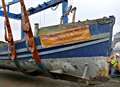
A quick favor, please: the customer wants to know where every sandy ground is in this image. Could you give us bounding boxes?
[0,70,120,87]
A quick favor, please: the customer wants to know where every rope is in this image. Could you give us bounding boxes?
[51,5,59,11]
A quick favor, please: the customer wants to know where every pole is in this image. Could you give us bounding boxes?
[62,0,68,24]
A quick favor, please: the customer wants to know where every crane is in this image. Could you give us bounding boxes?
[1,0,57,76]
[0,0,69,39]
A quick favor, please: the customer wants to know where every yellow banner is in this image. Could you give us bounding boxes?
[40,25,91,48]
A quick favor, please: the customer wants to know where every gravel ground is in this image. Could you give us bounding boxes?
[0,70,120,87]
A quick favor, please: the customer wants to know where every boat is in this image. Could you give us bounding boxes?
[0,0,117,80]
[0,16,115,78]
[0,16,115,59]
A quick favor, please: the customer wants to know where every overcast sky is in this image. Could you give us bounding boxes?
[0,0,120,41]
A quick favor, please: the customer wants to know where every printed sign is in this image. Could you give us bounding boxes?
[40,25,91,48]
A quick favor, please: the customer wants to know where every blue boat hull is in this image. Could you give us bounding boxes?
[0,16,115,60]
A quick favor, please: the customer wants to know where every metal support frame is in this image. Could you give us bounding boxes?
[62,0,68,24]
[0,10,20,19]
[0,0,20,19]
[20,0,68,39]
[0,0,19,9]
[0,0,68,39]
[0,0,68,20]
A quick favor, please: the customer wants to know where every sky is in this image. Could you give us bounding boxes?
[0,0,120,41]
